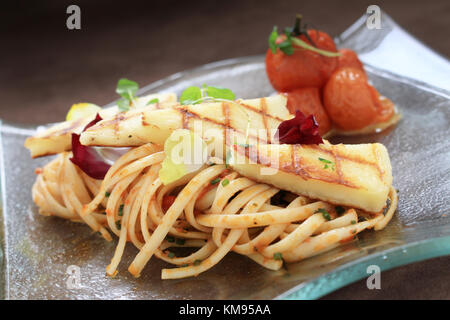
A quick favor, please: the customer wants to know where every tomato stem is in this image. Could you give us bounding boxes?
[293,14,302,36]
[291,13,316,47]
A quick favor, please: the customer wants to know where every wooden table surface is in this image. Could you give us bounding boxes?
[1,0,449,299]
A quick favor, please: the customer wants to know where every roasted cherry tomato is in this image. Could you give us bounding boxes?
[283,87,331,135]
[337,49,365,73]
[266,30,338,91]
[323,67,395,130]
[368,85,395,123]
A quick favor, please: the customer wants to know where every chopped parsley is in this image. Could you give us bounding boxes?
[221,178,230,187]
[118,204,124,216]
[166,236,175,243]
[351,220,357,225]
[115,220,121,230]
[105,191,110,197]
[210,178,220,185]
[318,157,335,171]
[316,208,331,221]
[168,251,175,258]
[273,252,283,260]
[193,259,202,266]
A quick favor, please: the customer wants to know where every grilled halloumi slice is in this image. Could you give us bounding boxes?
[228,142,393,213]
[79,95,290,150]
[24,92,177,158]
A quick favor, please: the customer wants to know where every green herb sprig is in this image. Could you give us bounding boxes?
[116,78,139,112]
[179,84,235,105]
[268,15,340,57]
[146,98,159,105]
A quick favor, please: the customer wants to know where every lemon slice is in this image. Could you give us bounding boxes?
[66,103,101,121]
[159,129,208,185]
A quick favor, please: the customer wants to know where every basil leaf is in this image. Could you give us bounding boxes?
[180,86,202,105]
[117,98,130,112]
[146,98,159,105]
[278,40,294,55]
[284,27,292,38]
[268,26,278,54]
[206,86,235,101]
[116,78,139,101]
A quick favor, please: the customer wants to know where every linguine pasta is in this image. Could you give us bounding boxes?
[32,142,397,279]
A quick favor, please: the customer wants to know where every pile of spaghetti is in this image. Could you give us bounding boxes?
[32,142,397,279]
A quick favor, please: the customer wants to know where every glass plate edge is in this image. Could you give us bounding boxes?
[0,119,8,300]
[276,235,450,300]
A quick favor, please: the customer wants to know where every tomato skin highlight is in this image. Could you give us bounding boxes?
[337,49,365,73]
[283,87,331,136]
[369,85,395,123]
[323,67,379,130]
[265,30,338,91]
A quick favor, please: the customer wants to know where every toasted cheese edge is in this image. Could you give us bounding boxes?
[24,93,177,158]
[230,143,392,213]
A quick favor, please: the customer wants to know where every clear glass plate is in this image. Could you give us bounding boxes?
[1,11,449,300]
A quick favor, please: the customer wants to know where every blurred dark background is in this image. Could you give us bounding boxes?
[1,0,449,299]
[1,0,449,125]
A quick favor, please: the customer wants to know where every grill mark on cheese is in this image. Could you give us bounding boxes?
[222,102,231,128]
[115,113,125,136]
[39,118,86,138]
[304,144,384,179]
[331,145,345,185]
[260,98,270,143]
[142,111,150,126]
[222,102,230,146]
[237,101,285,123]
[177,106,269,144]
[290,145,310,180]
[233,143,358,188]
[84,100,283,145]
[94,112,132,130]
[371,144,385,182]
[179,108,197,130]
